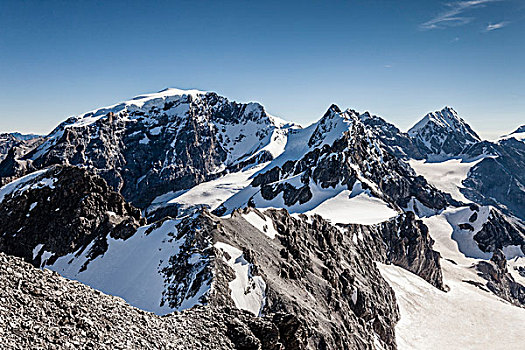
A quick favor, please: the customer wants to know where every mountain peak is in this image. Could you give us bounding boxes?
[407,107,481,158]
[512,125,525,134]
[323,104,342,116]
[408,106,475,137]
[499,124,525,143]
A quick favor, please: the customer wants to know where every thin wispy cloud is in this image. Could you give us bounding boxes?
[485,21,509,31]
[421,0,502,30]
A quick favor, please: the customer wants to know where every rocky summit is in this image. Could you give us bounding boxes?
[1,88,525,349]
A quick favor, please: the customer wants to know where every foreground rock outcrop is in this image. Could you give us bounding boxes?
[476,249,525,308]
[0,165,144,268]
[0,252,309,350]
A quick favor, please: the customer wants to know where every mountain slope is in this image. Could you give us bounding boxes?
[1,87,524,349]
[408,106,481,159]
[217,105,456,222]
[0,251,313,350]
[0,166,405,348]
[0,88,295,208]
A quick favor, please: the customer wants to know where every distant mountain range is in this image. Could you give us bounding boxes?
[0,88,523,349]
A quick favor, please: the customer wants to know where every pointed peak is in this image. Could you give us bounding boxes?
[512,125,525,134]
[441,106,457,114]
[409,106,479,140]
[324,104,341,115]
[499,125,525,143]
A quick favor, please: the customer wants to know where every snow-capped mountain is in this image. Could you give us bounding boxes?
[0,132,43,163]
[500,125,525,143]
[394,108,525,224]
[0,161,443,348]
[408,106,481,159]
[0,88,295,208]
[216,105,454,223]
[1,88,524,349]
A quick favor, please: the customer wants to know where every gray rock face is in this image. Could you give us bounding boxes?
[376,212,444,290]
[221,208,401,349]
[473,208,525,255]
[407,106,480,158]
[462,138,525,221]
[476,249,525,307]
[0,251,308,350]
[0,90,293,208]
[0,165,145,268]
[248,105,455,214]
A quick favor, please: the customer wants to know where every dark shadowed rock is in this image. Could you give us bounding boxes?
[0,165,145,267]
[473,209,525,255]
[476,249,525,308]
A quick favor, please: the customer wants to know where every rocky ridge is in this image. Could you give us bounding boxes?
[0,165,144,268]
[476,249,525,307]
[224,105,456,217]
[407,106,480,158]
[0,251,312,350]
[0,89,294,208]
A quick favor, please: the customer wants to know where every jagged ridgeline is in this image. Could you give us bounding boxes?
[0,88,524,349]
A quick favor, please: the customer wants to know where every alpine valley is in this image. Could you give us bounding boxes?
[1,88,524,349]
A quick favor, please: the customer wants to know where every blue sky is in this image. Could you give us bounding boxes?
[1,0,523,139]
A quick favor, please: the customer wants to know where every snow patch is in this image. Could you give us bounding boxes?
[242,211,278,239]
[305,188,398,225]
[214,242,266,316]
[48,219,193,315]
[32,244,43,260]
[0,169,56,204]
[408,158,484,203]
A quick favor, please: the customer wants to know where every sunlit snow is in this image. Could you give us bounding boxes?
[214,242,266,316]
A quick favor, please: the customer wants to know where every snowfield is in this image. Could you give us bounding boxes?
[379,207,525,349]
[304,189,398,225]
[379,262,525,350]
[47,219,206,315]
[214,242,266,316]
[408,158,483,203]
[222,181,398,226]
[148,164,267,216]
